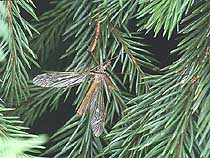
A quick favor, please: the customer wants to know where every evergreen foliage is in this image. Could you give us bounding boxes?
[0,0,38,105]
[0,103,46,158]
[0,0,209,157]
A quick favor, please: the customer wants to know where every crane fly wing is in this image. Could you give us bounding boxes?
[33,72,87,87]
[90,83,105,137]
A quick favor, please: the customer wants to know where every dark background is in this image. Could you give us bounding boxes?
[27,0,179,136]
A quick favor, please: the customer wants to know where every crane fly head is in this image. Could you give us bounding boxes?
[93,60,110,74]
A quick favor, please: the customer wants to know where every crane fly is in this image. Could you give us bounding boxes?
[32,62,111,137]
[88,21,100,53]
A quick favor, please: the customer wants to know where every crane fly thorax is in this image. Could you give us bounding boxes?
[94,72,107,82]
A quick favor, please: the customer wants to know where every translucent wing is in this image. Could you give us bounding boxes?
[90,82,105,137]
[33,72,87,87]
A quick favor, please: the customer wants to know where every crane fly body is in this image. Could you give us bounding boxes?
[32,62,111,137]
[76,63,109,137]
[77,72,107,137]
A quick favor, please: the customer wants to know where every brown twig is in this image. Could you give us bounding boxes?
[110,24,137,64]
[110,23,150,91]
[7,0,15,65]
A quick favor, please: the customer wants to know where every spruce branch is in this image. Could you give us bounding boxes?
[136,0,196,38]
[109,24,158,94]
[94,0,138,24]
[14,83,67,125]
[31,0,74,65]
[0,103,47,158]
[0,0,38,105]
[100,1,210,157]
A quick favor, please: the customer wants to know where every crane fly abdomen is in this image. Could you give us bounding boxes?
[76,80,98,115]
[89,81,105,137]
